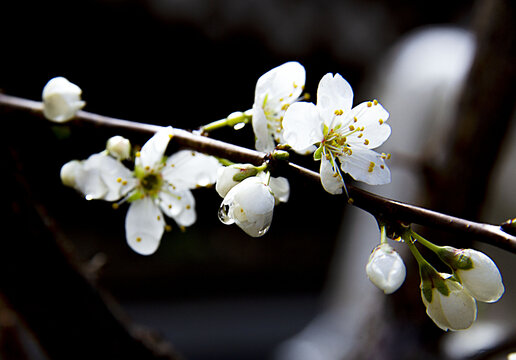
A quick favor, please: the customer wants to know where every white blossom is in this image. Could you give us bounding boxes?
[42,77,85,122]
[421,271,477,331]
[283,73,391,194]
[61,127,221,255]
[252,62,306,152]
[366,243,406,294]
[439,247,504,303]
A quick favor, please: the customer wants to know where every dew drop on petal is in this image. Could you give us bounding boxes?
[256,224,271,237]
[218,204,234,225]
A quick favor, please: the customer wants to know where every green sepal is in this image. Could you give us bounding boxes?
[313,145,323,161]
[419,264,435,303]
[437,246,473,271]
[232,167,258,182]
[434,276,450,297]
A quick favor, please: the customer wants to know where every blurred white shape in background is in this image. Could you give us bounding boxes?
[275,26,490,360]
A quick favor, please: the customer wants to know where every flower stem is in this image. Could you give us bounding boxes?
[380,225,388,245]
[403,233,428,267]
[2,93,516,254]
[411,230,442,254]
[200,111,252,133]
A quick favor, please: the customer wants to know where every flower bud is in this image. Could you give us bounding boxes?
[60,160,82,187]
[106,135,131,160]
[420,271,477,331]
[439,247,504,303]
[42,77,85,122]
[218,176,275,237]
[366,243,406,294]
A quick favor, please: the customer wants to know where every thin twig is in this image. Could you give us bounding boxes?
[1,93,516,254]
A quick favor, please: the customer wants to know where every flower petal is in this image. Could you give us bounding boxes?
[159,189,197,227]
[254,61,305,106]
[456,249,504,303]
[251,103,276,152]
[137,126,174,170]
[282,102,323,151]
[73,153,135,201]
[339,147,391,185]
[316,73,353,125]
[162,150,221,190]
[320,157,344,195]
[346,101,391,149]
[439,280,477,331]
[125,197,165,255]
[268,176,290,204]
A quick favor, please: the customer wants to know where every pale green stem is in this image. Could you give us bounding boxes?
[410,230,443,254]
[201,112,252,133]
[403,233,429,268]
[380,225,388,245]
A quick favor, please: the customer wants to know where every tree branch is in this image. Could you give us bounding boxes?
[1,93,515,254]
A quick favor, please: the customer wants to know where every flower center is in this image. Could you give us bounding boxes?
[139,173,163,196]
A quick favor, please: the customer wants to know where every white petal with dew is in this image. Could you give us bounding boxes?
[220,177,275,237]
[316,73,353,126]
[282,102,323,152]
[137,126,174,170]
[162,150,221,190]
[125,197,165,255]
[339,147,391,185]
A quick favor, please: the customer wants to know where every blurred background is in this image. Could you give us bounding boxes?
[1,0,515,359]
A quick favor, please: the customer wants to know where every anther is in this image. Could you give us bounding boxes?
[379,119,384,125]
[373,99,378,105]
[364,139,370,145]
[136,237,142,242]
[349,125,355,131]
[367,102,373,107]
[117,177,122,183]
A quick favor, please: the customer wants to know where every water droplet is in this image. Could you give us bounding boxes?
[256,224,271,237]
[218,204,234,225]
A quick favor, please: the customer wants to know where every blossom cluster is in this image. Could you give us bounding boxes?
[365,225,505,331]
[43,63,505,333]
